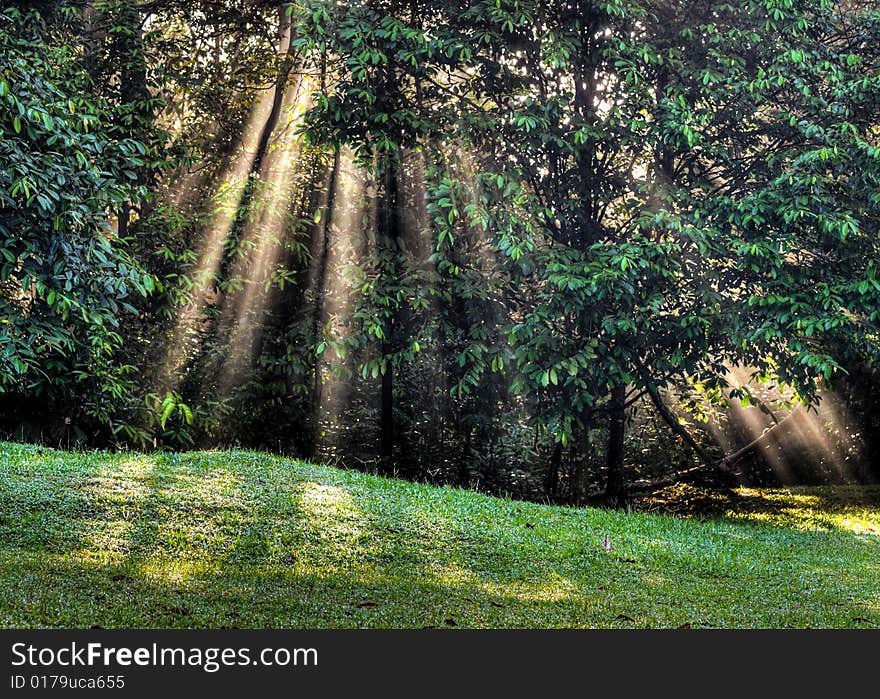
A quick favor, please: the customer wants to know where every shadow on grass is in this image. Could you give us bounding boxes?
[1,541,877,629]
[0,445,105,553]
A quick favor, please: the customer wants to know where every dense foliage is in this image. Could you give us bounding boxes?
[0,4,162,437]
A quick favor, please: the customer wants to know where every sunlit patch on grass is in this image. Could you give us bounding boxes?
[725,487,880,536]
[476,576,580,604]
[635,483,880,537]
[293,482,366,539]
[76,520,138,558]
[133,558,218,587]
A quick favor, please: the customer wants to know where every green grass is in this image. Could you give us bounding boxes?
[1,441,878,628]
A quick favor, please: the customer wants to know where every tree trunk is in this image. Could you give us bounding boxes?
[863,371,880,480]
[117,2,149,236]
[251,7,295,177]
[378,166,401,473]
[457,423,473,486]
[605,383,627,498]
[569,455,580,505]
[639,370,719,471]
[380,350,394,469]
[309,150,341,457]
[571,409,593,504]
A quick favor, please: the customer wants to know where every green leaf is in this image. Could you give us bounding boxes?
[160,401,176,429]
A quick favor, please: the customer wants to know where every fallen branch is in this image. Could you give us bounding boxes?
[634,362,724,472]
[616,364,812,495]
[623,463,718,496]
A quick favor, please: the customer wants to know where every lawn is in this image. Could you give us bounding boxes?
[0,440,878,628]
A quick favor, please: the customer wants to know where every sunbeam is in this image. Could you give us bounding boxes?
[156,89,280,391]
[214,74,315,393]
[156,15,298,392]
[310,150,370,458]
[714,365,863,484]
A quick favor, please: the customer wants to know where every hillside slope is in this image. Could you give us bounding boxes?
[0,441,878,628]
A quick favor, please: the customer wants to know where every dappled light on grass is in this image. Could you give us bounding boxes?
[288,483,585,607]
[724,487,880,537]
[1,442,878,628]
[290,480,368,572]
[132,559,218,587]
[76,455,253,585]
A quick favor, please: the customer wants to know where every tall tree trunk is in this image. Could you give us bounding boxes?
[378,166,401,472]
[571,409,593,504]
[571,9,604,246]
[250,7,295,178]
[605,383,627,498]
[863,370,880,480]
[634,361,719,471]
[214,7,295,290]
[457,423,473,486]
[380,348,394,468]
[309,150,341,457]
[116,2,149,236]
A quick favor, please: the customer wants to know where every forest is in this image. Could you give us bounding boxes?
[2,0,880,633]
[3,0,879,502]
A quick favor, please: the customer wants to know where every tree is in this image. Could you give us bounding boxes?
[0,3,157,437]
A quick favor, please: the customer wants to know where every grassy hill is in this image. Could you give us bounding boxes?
[0,441,878,628]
